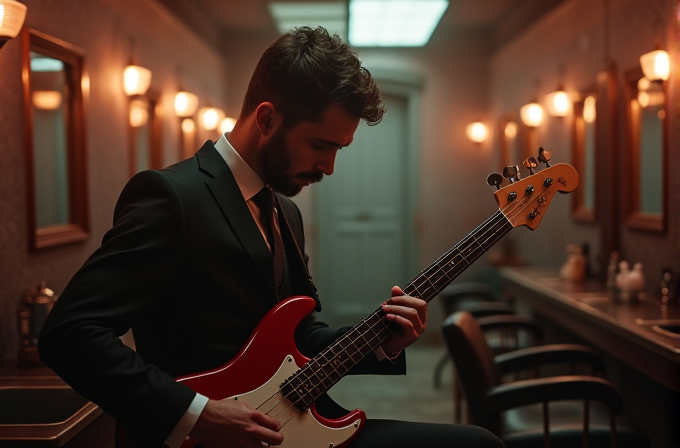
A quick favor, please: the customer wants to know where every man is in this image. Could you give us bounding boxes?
[39,27,503,448]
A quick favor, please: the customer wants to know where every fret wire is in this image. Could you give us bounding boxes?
[284,210,515,410]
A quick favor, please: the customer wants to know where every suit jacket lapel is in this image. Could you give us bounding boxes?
[196,142,277,298]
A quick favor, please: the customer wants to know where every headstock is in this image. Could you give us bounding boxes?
[488,148,578,230]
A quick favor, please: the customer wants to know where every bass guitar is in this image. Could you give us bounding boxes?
[122,155,577,448]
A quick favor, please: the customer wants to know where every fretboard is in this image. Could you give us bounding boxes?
[280,209,513,411]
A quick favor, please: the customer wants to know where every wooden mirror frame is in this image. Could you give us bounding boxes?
[571,87,597,223]
[623,67,668,232]
[22,28,89,250]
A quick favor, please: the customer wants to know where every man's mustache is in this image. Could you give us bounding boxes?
[297,171,324,183]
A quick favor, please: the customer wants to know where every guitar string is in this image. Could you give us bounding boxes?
[258,179,550,423]
[269,210,517,416]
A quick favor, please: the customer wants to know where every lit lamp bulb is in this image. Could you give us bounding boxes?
[545,90,569,117]
[0,0,28,48]
[639,49,670,82]
[129,98,149,127]
[219,117,236,134]
[583,95,596,124]
[123,65,152,96]
[520,102,543,127]
[199,107,225,131]
[174,91,199,117]
[181,118,195,133]
[504,121,518,139]
[466,122,487,143]
[32,91,62,110]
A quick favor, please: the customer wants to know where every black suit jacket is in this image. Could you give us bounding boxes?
[39,141,405,446]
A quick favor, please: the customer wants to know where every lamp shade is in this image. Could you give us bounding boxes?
[123,64,152,96]
[174,91,199,117]
[583,95,596,124]
[465,122,487,143]
[520,102,543,127]
[219,117,236,134]
[639,49,670,81]
[199,107,225,131]
[0,0,27,46]
[32,91,62,110]
[545,90,569,117]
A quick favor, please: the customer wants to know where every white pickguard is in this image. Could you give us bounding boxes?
[228,355,361,448]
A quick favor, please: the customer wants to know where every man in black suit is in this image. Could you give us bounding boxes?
[39,26,504,448]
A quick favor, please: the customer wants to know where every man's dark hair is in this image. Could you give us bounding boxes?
[240,26,385,128]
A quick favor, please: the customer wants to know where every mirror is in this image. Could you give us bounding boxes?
[23,29,89,250]
[128,90,162,176]
[623,67,667,232]
[571,88,597,222]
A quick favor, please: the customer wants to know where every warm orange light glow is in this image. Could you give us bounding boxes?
[199,107,225,131]
[181,118,195,133]
[123,65,152,96]
[219,117,236,134]
[520,102,543,127]
[32,90,62,110]
[129,98,149,127]
[465,122,487,143]
[0,0,27,43]
[174,91,199,117]
[583,96,596,124]
[504,121,518,139]
[640,49,670,82]
[545,90,569,117]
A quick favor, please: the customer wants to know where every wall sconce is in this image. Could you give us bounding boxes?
[181,118,196,133]
[199,107,225,131]
[583,95,596,124]
[174,91,199,117]
[32,90,62,110]
[129,98,149,127]
[504,121,518,139]
[520,102,543,127]
[465,121,487,143]
[545,89,569,117]
[639,49,670,82]
[219,117,236,134]
[123,64,152,96]
[0,0,27,49]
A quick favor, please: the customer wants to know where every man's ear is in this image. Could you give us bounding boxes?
[255,102,280,136]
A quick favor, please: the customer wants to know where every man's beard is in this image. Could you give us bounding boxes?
[258,127,324,197]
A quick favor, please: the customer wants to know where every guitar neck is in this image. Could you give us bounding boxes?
[281,210,513,410]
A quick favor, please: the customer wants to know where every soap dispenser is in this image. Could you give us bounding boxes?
[17,281,57,366]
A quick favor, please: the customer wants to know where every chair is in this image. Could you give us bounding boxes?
[433,282,533,390]
[442,311,649,448]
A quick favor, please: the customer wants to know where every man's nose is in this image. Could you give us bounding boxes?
[316,150,337,176]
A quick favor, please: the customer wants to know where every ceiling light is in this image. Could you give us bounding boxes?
[268,2,347,40]
[349,0,448,47]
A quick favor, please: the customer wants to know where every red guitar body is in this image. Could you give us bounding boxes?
[175,295,366,448]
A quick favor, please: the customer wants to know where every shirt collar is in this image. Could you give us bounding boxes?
[213,132,264,201]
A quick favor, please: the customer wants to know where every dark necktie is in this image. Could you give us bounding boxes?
[252,186,285,287]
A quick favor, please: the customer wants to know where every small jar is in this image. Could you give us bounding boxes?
[18,281,57,365]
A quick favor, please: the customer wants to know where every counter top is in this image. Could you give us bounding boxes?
[0,362,102,447]
[500,267,680,390]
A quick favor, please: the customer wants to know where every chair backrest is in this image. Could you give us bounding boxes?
[442,311,503,427]
[439,282,496,315]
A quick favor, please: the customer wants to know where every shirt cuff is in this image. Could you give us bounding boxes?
[165,393,209,448]
[374,346,402,363]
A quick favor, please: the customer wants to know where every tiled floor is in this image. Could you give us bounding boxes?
[326,340,456,424]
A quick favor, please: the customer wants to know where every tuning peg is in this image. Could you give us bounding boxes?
[503,165,521,183]
[523,157,538,175]
[538,147,552,167]
[486,172,503,190]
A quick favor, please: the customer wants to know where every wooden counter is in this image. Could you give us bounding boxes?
[500,267,680,448]
[500,267,680,391]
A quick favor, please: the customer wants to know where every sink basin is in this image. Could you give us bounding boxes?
[635,319,680,339]
[653,324,680,339]
[0,387,89,425]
